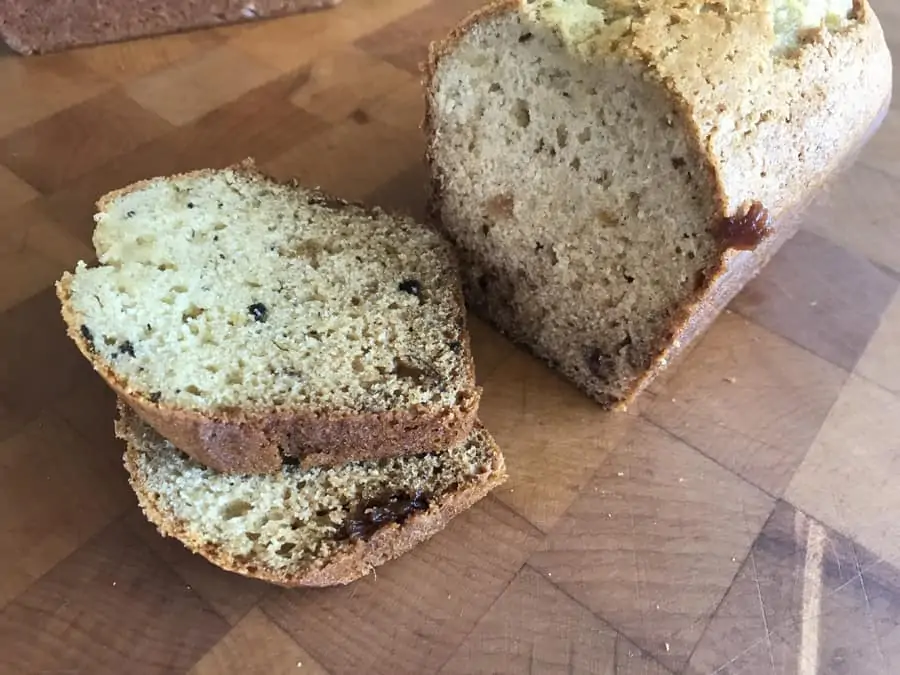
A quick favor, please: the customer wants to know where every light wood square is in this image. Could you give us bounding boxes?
[0,199,94,310]
[287,47,413,123]
[856,289,900,394]
[261,498,542,675]
[786,374,900,571]
[645,311,848,496]
[803,161,900,276]
[479,347,638,533]
[125,44,281,126]
[262,118,423,202]
[440,565,619,674]
[529,420,775,672]
[190,608,328,675]
[75,29,224,82]
[0,412,133,609]
[0,165,37,216]
[0,55,110,138]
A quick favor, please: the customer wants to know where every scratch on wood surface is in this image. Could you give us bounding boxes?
[622,472,645,631]
[798,517,825,675]
[749,550,777,675]
[857,557,889,672]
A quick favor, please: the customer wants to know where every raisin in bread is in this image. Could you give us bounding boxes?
[0,0,339,55]
[424,0,892,409]
[118,403,506,587]
[56,160,480,474]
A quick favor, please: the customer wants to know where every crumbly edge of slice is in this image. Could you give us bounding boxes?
[118,403,507,587]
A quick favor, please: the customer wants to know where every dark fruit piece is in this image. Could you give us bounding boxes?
[398,279,422,297]
[248,302,268,322]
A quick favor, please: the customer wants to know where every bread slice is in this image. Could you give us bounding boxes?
[424,0,892,409]
[117,403,506,587]
[0,0,339,55]
[56,160,480,474]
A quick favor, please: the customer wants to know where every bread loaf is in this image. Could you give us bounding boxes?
[118,403,506,587]
[56,161,480,474]
[424,0,892,409]
[0,0,339,55]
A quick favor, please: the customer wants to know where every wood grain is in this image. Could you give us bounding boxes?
[261,497,543,675]
[644,311,848,497]
[1,0,899,672]
[528,420,776,672]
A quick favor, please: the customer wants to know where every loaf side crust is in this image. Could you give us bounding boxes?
[120,413,508,587]
[56,160,481,474]
[0,0,339,55]
[423,0,893,409]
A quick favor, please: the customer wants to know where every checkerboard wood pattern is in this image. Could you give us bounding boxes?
[1,1,899,673]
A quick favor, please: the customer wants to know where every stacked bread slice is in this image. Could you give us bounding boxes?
[56,160,506,587]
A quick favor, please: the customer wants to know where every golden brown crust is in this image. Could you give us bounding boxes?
[120,414,507,587]
[56,160,481,474]
[422,0,893,411]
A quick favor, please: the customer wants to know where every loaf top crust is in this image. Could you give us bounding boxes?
[430,0,892,220]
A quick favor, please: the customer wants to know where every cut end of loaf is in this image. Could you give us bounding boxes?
[427,8,723,406]
[425,0,877,408]
[119,404,506,587]
[59,162,475,419]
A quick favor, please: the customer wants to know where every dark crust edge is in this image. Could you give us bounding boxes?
[420,0,893,411]
[55,159,481,475]
[0,0,340,55]
[118,406,508,588]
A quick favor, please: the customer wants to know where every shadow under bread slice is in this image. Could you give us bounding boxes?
[117,402,507,587]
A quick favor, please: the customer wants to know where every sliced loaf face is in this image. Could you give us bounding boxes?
[424,0,892,408]
[118,404,506,587]
[57,161,480,473]
[427,3,723,407]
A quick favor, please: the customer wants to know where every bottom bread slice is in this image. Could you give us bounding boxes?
[118,403,507,587]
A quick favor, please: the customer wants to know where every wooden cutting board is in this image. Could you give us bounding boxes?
[1,1,899,673]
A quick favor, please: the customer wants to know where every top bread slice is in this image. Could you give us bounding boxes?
[56,160,480,474]
[424,0,892,409]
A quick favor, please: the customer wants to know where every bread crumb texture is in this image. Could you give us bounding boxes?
[427,0,889,405]
[62,164,472,414]
[121,407,503,580]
